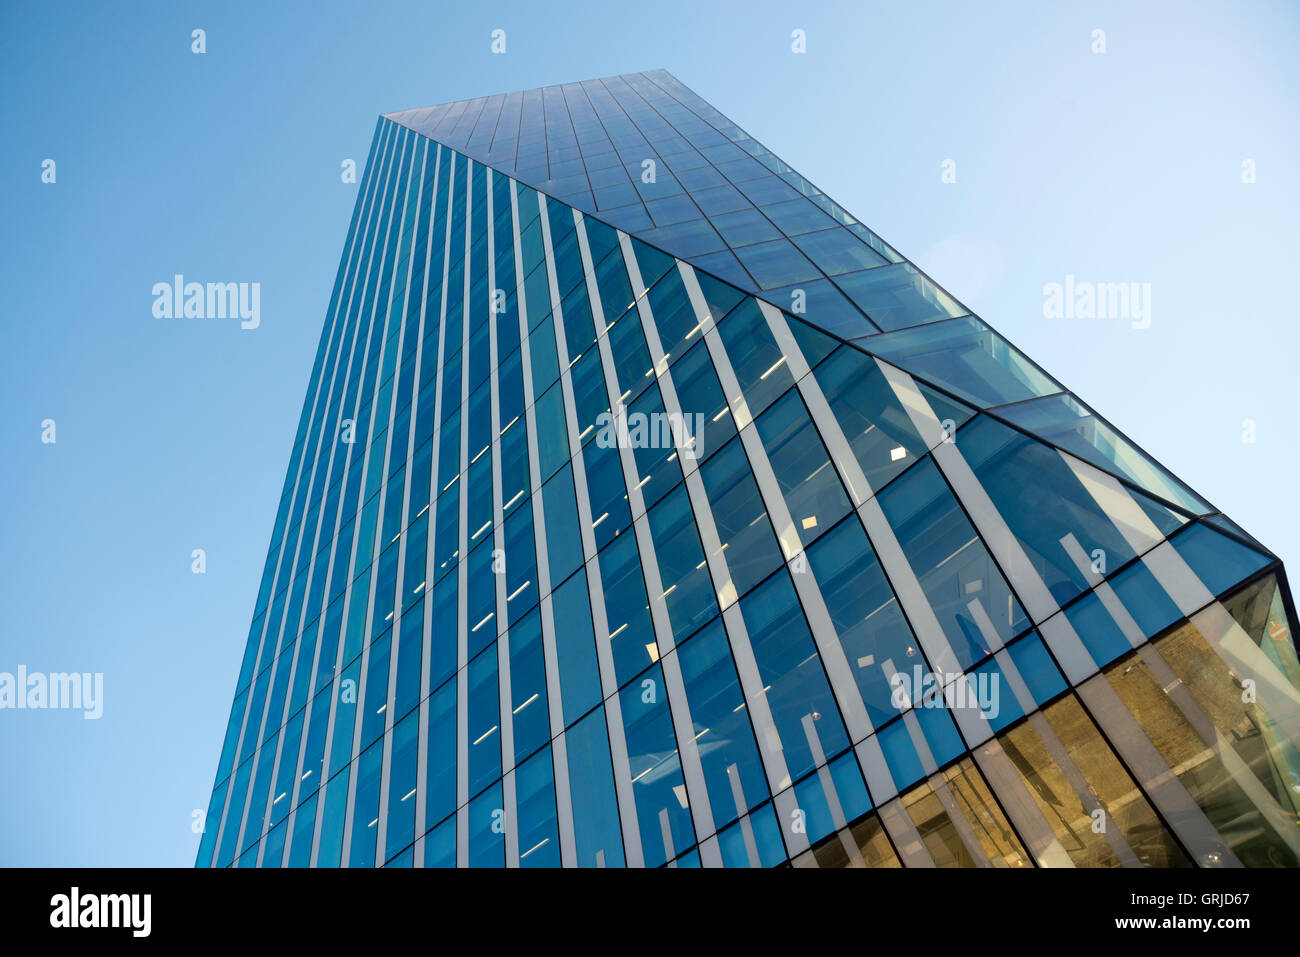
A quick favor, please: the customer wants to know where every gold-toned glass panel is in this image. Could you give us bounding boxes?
[900,758,1031,867]
[1000,695,1189,867]
[795,816,903,868]
[1103,635,1300,867]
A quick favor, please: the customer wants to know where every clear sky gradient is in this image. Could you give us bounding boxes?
[2,0,1296,866]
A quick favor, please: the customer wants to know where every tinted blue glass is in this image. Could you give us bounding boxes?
[359,632,390,749]
[467,645,502,796]
[805,517,925,726]
[428,573,457,690]
[754,389,851,549]
[598,534,659,688]
[698,436,782,596]
[384,708,419,861]
[793,772,838,845]
[593,246,636,324]
[606,306,656,405]
[1110,560,1183,639]
[466,539,497,659]
[566,707,626,867]
[393,606,422,720]
[466,454,493,548]
[424,678,456,832]
[298,685,332,798]
[423,814,456,867]
[626,383,686,509]
[549,210,584,301]
[213,754,250,868]
[499,419,530,516]
[873,702,967,790]
[631,237,675,289]
[583,217,621,270]
[328,657,361,779]
[570,348,609,440]
[962,415,1145,605]
[792,229,889,277]
[552,570,602,727]
[740,571,849,781]
[431,485,459,581]
[692,183,750,216]
[711,206,783,247]
[619,664,694,866]
[645,265,699,365]
[385,844,414,868]
[676,618,770,824]
[833,262,962,330]
[994,393,1210,515]
[583,437,632,549]
[717,802,786,867]
[815,345,949,493]
[877,457,1028,667]
[792,752,870,846]
[502,503,538,622]
[516,746,562,867]
[243,729,280,851]
[667,339,735,463]
[690,248,752,289]
[541,464,584,586]
[715,298,796,417]
[215,690,248,787]
[828,750,871,821]
[765,279,877,340]
[691,269,746,324]
[1065,592,1133,668]
[528,314,561,401]
[400,516,428,613]
[968,657,1026,734]
[914,701,965,767]
[468,782,506,867]
[733,238,820,287]
[195,779,228,868]
[316,769,349,867]
[645,484,719,643]
[269,711,304,828]
[507,609,549,762]
[285,791,317,868]
[369,546,399,641]
[238,665,271,766]
[1170,522,1272,598]
[762,197,837,236]
[1006,631,1068,707]
[534,384,569,481]
[347,740,383,867]
[864,315,1058,409]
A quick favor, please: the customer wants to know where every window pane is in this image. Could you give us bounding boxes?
[619,663,694,866]
[877,457,1029,667]
[865,315,1059,409]
[646,484,719,643]
[805,517,924,727]
[698,436,783,599]
[739,571,849,782]
[566,707,626,867]
[754,389,851,550]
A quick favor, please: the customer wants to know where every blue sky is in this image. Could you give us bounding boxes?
[2,0,1296,866]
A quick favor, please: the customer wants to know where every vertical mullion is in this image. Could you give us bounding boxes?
[509,180,578,867]
[414,149,458,867]
[537,196,643,867]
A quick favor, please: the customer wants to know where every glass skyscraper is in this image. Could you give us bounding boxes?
[197,70,1300,869]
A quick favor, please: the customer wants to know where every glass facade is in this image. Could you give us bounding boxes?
[197,72,1300,868]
